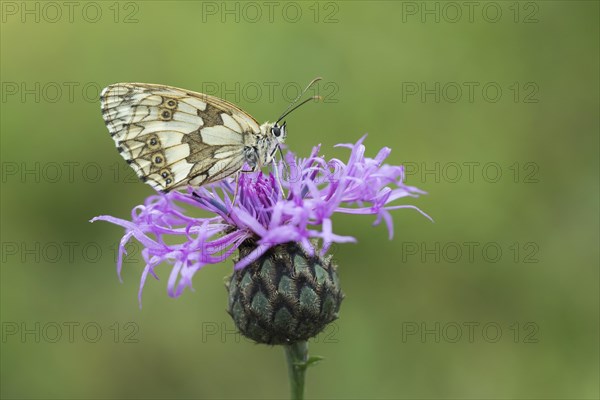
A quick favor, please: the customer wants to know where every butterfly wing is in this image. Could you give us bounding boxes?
[100,83,261,192]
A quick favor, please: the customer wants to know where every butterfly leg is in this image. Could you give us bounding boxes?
[272,158,285,198]
[231,164,257,208]
[231,172,241,207]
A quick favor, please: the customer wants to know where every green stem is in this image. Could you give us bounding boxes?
[284,341,308,400]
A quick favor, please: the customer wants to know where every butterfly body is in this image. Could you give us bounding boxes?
[100,83,287,193]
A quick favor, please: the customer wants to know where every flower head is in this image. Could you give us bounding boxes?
[92,136,429,305]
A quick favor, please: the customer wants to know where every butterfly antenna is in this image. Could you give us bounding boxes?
[276,95,322,124]
[276,77,322,124]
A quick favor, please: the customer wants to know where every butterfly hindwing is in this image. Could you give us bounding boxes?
[100,83,262,192]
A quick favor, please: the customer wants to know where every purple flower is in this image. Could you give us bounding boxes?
[91,136,430,305]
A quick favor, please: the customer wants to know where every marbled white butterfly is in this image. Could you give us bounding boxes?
[100,78,320,192]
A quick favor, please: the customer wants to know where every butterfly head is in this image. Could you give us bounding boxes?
[262,77,321,148]
[262,121,287,144]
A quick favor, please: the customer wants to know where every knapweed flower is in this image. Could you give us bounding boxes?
[92,135,429,343]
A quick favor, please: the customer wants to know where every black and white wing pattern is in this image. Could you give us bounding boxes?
[100,83,261,192]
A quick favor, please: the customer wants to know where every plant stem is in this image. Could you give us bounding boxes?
[284,341,308,400]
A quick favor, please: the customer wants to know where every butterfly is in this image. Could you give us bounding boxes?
[100,78,321,193]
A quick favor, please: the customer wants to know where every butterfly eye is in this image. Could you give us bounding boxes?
[272,126,281,137]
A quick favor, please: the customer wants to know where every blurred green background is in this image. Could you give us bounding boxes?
[1,1,598,399]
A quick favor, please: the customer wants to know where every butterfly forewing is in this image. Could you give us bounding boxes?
[100,83,262,192]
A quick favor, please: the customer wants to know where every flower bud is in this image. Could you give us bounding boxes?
[227,241,343,345]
